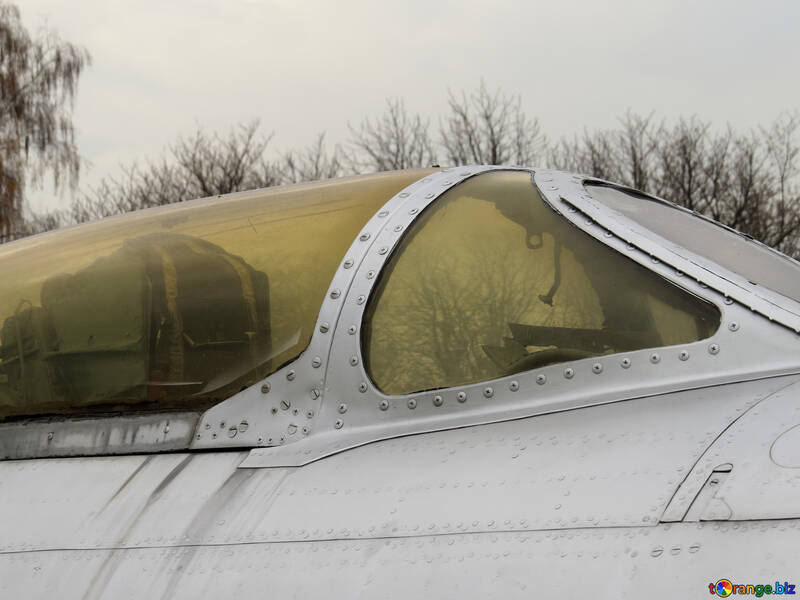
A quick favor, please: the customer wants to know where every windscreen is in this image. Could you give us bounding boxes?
[0,170,433,421]
[586,184,800,302]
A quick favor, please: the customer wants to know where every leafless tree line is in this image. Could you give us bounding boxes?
[16,82,800,258]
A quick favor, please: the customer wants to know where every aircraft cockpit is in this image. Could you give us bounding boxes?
[2,166,799,465]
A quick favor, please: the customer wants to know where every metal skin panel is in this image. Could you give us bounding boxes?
[1,376,799,599]
[664,379,800,521]
[0,378,792,551]
[2,522,799,599]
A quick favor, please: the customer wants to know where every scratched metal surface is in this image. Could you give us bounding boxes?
[1,522,798,599]
[0,377,797,598]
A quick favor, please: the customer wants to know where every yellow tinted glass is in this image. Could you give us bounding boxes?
[363,171,720,395]
[0,170,433,421]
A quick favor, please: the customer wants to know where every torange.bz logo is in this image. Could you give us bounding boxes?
[709,579,796,597]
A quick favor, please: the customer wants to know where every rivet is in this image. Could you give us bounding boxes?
[261,382,271,394]
[708,343,720,355]
[306,409,315,418]
[319,322,330,333]
[356,295,366,305]
[334,420,343,429]
[338,403,348,414]
[366,270,375,279]
[239,420,249,433]
[212,433,217,439]
[457,391,467,403]
[378,210,389,217]
[650,353,660,364]
[358,382,368,393]
[399,192,409,198]
[728,322,739,332]
[549,185,558,191]
[271,407,278,415]
[257,436,264,443]
[280,399,291,410]
[626,244,635,251]
[679,350,690,361]
[343,258,354,269]
[196,433,201,440]
[483,386,494,398]
[425,193,434,199]
[359,233,370,242]
[311,356,322,368]
[536,374,547,385]
[349,356,359,366]
[393,225,403,232]
[407,398,417,409]
[433,395,444,407]
[604,231,612,238]
[563,367,574,379]
[723,296,733,305]
[592,363,603,374]
[330,289,341,299]
[378,246,388,255]
[621,358,631,368]
[409,207,419,215]
[310,389,320,400]
[219,421,226,428]
[509,381,519,392]
[204,423,211,429]
[302,427,309,435]
[286,370,296,381]
[348,325,357,335]
[650,257,659,264]
[287,424,298,435]
[460,171,471,176]
[379,400,389,411]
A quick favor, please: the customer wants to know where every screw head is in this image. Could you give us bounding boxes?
[366,270,375,279]
[359,233,370,241]
[310,388,321,400]
[227,426,238,438]
[679,350,690,361]
[311,356,322,368]
[457,391,467,403]
[280,399,291,411]
[334,420,343,429]
[348,325,357,335]
[378,246,388,255]
[379,400,389,411]
[286,370,296,381]
[338,403,348,414]
[536,374,547,385]
[723,296,734,305]
[393,225,403,232]
[592,363,603,374]
[306,409,315,418]
[509,381,519,392]
[407,398,417,409]
[728,322,740,332]
[319,322,330,333]
[621,358,631,369]
[261,382,271,394]
[287,424,298,435]
[433,395,444,407]
[650,353,661,364]
[378,210,389,217]
[358,382,368,393]
[708,343,720,355]
[238,420,249,433]
[343,258,354,269]
[564,367,574,379]
[330,289,341,299]
[409,207,419,215]
[349,355,359,366]
[483,386,494,398]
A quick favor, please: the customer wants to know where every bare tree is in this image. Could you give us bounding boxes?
[279,133,346,183]
[441,81,546,166]
[347,98,436,171]
[73,121,280,223]
[0,1,90,241]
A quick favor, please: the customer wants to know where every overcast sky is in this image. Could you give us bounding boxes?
[18,0,800,212]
